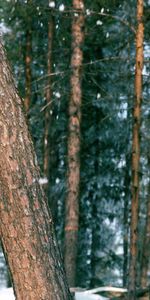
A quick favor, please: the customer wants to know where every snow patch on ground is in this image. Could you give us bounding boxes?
[75,292,108,300]
[0,288,15,300]
[0,288,109,300]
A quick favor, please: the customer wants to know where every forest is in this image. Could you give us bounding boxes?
[0,0,150,299]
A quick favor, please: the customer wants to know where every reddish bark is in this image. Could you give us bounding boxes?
[64,0,85,287]
[0,41,72,300]
[24,0,32,112]
[43,10,54,189]
[129,0,144,298]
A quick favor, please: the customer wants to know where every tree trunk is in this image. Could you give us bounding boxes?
[140,175,150,288]
[43,7,54,192]
[64,0,84,287]
[24,0,32,112]
[123,154,130,287]
[90,98,101,288]
[128,0,144,298]
[0,40,72,300]
[123,101,132,287]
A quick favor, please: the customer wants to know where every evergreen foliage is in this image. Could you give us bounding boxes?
[0,0,150,291]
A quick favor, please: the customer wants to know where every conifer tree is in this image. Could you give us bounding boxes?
[43,1,54,193]
[140,164,150,288]
[129,0,144,298]
[0,40,72,300]
[64,0,85,287]
[24,0,32,112]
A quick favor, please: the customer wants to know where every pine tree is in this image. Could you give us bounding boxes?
[64,0,85,287]
[140,163,150,288]
[0,40,72,300]
[129,0,144,298]
[43,1,54,193]
[24,0,32,112]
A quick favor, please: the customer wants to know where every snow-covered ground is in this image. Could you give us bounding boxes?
[0,287,109,300]
[0,288,15,300]
[75,292,108,300]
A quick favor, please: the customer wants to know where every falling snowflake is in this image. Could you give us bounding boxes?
[49,1,55,8]
[59,4,65,11]
[96,20,103,26]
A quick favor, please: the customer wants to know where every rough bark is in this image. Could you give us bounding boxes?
[24,0,32,112]
[0,40,72,300]
[129,0,144,298]
[64,0,84,287]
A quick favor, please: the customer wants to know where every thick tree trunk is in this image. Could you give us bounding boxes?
[24,0,32,112]
[0,40,72,300]
[128,1,144,298]
[64,0,84,287]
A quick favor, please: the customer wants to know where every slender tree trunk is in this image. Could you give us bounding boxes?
[90,187,99,288]
[128,1,144,298]
[123,155,130,287]
[90,100,101,288]
[24,0,32,112]
[123,100,132,287]
[140,176,150,288]
[43,7,54,191]
[0,41,72,300]
[64,0,84,287]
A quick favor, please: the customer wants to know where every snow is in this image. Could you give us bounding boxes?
[59,4,65,11]
[0,286,127,300]
[96,20,103,26]
[49,1,55,8]
[97,93,101,99]
[0,288,109,300]
[0,22,11,34]
[0,288,15,300]
[38,177,48,185]
[142,65,149,76]
[55,177,60,184]
[55,92,61,98]
[75,292,108,300]
[86,9,91,15]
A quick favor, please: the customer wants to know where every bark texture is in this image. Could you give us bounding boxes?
[64,0,84,287]
[24,0,32,112]
[0,40,72,300]
[129,0,144,298]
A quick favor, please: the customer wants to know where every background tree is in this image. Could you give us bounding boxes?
[140,159,150,288]
[24,0,32,112]
[129,0,144,298]
[43,1,54,196]
[0,0,150,293]
[64,0,85,287]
